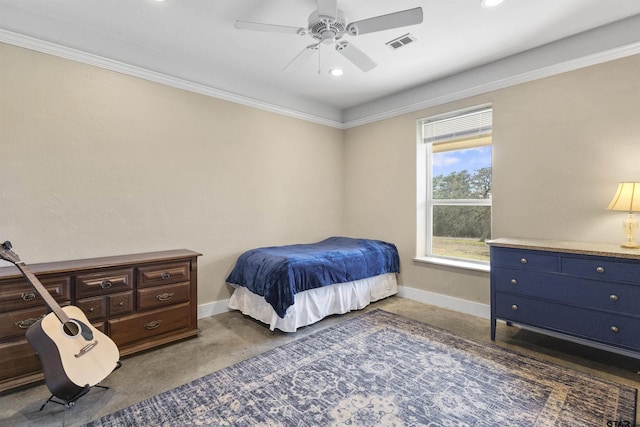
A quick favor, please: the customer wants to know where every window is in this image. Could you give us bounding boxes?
[417,106,492,267]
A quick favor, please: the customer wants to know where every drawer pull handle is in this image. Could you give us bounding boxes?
[88,307,95,313]
[610,326,619,333]
[520,258,528,264]
[144,320,162,330]
[21,292,36,301]
[510,279,518,285]
[511,304,518,311]
[15,317,40,329]
[100,280,113,289]
[118,301,125,307]
[161,272,171,280]
[156,292,175,301]
[596,266,605,273]
[609,294,619,302]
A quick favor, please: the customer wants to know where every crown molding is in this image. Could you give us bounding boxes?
[342,14,640,128]
[0,29,345,129]
[3,24,639,131]
[341,40,640,129]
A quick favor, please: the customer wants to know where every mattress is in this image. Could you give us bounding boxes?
[228,272,397,332]
[225,237,400,318]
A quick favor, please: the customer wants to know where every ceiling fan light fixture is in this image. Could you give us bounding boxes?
[480,0,504,7]
[235,4,422,73]
[329,68,344,77]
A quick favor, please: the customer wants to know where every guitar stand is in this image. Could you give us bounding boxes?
[39,361,122,411]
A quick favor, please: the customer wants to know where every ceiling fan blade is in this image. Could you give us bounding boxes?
[347,7,423,36]
[235,20,305,35]
[283,44,319,72]
[317,0,338,20]
[335,41,377,72]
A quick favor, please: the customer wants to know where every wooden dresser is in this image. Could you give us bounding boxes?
[488,238,640,358]
[0,249,201,393]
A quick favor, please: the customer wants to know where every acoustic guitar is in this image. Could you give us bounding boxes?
[0,241,120,403]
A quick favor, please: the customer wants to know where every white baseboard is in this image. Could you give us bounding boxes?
[198,299,231,319]
[197,287,490,320]
[397,285,490,319]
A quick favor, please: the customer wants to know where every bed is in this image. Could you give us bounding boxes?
[226,236,400,332]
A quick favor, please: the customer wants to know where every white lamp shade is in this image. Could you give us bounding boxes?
[607,182,640,212]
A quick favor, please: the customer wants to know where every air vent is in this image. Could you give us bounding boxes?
[386,33,416,50]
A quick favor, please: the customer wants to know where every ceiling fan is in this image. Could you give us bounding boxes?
[234,0,423,72]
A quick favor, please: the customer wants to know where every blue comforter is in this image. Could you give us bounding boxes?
[226,237,400,318]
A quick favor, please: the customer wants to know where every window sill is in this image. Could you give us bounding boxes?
[413,256,490,273]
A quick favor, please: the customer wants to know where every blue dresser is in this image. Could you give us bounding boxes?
[489,238,640,358]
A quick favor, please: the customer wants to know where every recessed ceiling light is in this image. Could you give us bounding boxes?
[480,0,504,7]
[329,68,344,77]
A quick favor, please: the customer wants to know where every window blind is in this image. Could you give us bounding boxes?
[422,107,492,145]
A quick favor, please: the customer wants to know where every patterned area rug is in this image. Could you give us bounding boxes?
[85,310,636,426]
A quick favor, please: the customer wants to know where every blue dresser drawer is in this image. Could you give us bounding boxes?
[561,256,640,285]
[491,247,558,271]
[492,267,640,316]
[494,293,640,351]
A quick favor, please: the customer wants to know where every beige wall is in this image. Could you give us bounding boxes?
[0,43,345,305]
[2,41,639,311]
[344,54,640,305]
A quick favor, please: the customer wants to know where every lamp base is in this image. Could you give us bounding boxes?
[620,242,640,249]
[619,213,639,249]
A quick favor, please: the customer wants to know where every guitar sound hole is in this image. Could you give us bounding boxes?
[62,320,81,337]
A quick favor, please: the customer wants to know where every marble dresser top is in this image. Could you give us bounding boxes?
[487,238,640,260]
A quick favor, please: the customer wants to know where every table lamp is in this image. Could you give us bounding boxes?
[607,182,640,249]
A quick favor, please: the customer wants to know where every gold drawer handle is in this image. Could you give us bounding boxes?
[511,304,518,311]
[610,326,619,333]
[520,258,527,264]
[100,280,113,289]
[510,278,518,285]
[609,294,618,302]
[21,292,36,301]
[144,320,162,330]
[160,272,171,280]
[156,292,175,301]
[596,266,605,273]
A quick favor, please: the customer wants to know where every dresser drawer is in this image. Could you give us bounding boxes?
[137,282,190,310]
[108,291,134,316]
[0,339,42,382]
[78,291,134,321]
[0,276,70,312]
[493,267,640,316]
[561,256,640,285]
[491,247,558,271]
[0,306,48,340]
[137,262,190,288]
[76,268,134,297]
[77,296,106,321]
[108,302,192,347]
[495,293,640,351]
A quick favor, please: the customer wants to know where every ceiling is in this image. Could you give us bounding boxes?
[1,0,640,126]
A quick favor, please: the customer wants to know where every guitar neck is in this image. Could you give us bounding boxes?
[14,262,70,324]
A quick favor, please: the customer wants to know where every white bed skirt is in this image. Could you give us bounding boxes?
[227,273,398,332]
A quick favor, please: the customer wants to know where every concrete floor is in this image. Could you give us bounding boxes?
[1,296,638,426]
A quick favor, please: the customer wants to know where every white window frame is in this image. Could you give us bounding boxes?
[416,105,492,272]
